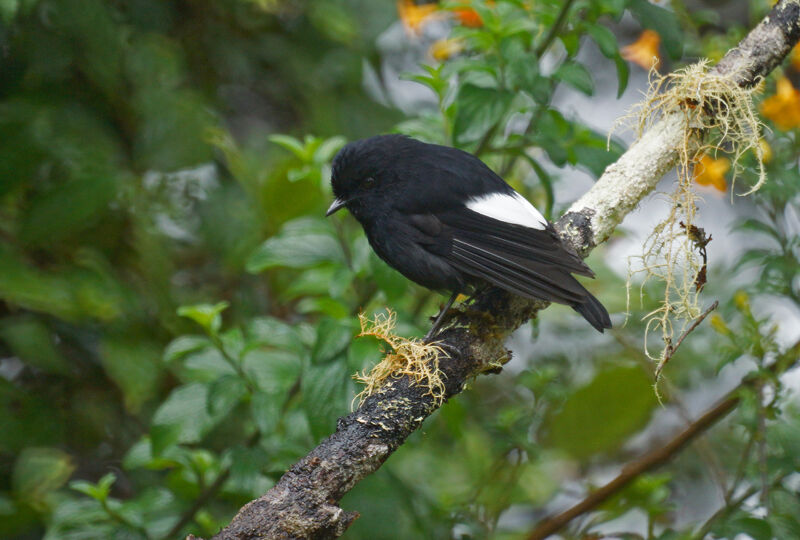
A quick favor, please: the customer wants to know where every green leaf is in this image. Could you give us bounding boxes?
[368,255,409,302]
[296,296,350,318]
[535,110,572,166]
[287,164,313,183]
[0,0,19,22]
[46,497,115,539]
[99,336,164,413]
[502,37,538,93]
[118,487,178,539]
[70,472,116,503]
[628,0,684,59]
[250,390,282,436]
[0,244,121,322]
[736,218,782,242]
[225,446,274,498]
[151,383,222,446]
[220,327,246,362]
[613,55,630,98]
[150,424,182,456]
[12,447,75,506]
[453,83,513,145]
[247,316,305,354]
[20,174,117,247]
[132,93,215,172]
[268,134,308,160]
[543,366,657,460]
[347,333,383,373]
[243,349,301,395]
[0,380,64,454]
[0,316,71,375]
[404,64,448,97]
[717,517,772,540]
[176,347,236,383]
[587,25,618,58]
[246,218,345,273]
[560,32,580,57]
[769,514,800,539]
[527,75,553,104]
[554,62,594,96]
[770,489,800,516]
[163,335,210,364]
[313,136,347,163]
[207,375,248,416]
[177,302,229,335]
[281,267,340,300]
[311,318,353,364]
[526,157,554,220]
[572,128,624,178]
[303,362,350,440]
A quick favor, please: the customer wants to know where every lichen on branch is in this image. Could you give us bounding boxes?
[615,61,767,378]
[354,310,447,407]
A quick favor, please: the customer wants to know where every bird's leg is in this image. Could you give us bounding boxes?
[465,283,489,304]
[424,290,460,342]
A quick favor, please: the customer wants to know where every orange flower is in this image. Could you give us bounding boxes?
[430,38,465,61]
[397,0,440,34]
[791,43,800,71]
[453,8,483,27]
[760,77,800,130]
[621,30,661,70]
[693,154,729,192]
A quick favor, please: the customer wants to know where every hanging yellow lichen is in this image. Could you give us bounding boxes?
[353,310,447,407]
[613,61,766,386]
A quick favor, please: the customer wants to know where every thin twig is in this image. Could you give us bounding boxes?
[670,384,730,499]
[169,432,260,539]
[474,122,500,158]
[656,300,719,378]
[526,388,741,540]
[534,0,576,58]
[103,498,153,539]
[167,469,232,540]
[692,484,759,540]
[724,427,757,503]
[757,381,769,506]
[692,474,788,540]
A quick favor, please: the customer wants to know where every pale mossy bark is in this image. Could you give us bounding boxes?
[205,2,800,539]
[560,0,800,257]
[563,113,688,253]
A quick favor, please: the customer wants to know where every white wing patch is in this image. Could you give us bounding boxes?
[466,191,547,230]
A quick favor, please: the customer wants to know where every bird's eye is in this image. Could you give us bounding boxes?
[364,176,376,188]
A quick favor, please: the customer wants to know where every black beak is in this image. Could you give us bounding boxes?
[326,197,347,217]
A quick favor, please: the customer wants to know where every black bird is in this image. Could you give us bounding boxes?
[326,134,611,337]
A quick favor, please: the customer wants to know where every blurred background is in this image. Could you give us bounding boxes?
[1,0,799,538]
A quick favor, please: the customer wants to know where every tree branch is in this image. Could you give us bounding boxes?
[526,338,800,540]
[208,2,800,538]
[656,300,718,378]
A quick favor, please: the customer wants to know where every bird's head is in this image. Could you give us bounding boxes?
[326,134,414,219]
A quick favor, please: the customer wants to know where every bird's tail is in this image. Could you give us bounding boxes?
[572,291,612,333]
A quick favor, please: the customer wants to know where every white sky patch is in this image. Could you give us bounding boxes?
[466,191,547,230]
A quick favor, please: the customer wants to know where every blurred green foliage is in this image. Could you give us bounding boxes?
[1,0,799,539]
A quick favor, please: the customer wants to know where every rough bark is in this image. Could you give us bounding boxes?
[209,2,800,538]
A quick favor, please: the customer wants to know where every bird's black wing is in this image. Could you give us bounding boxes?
[411,209,596,306]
